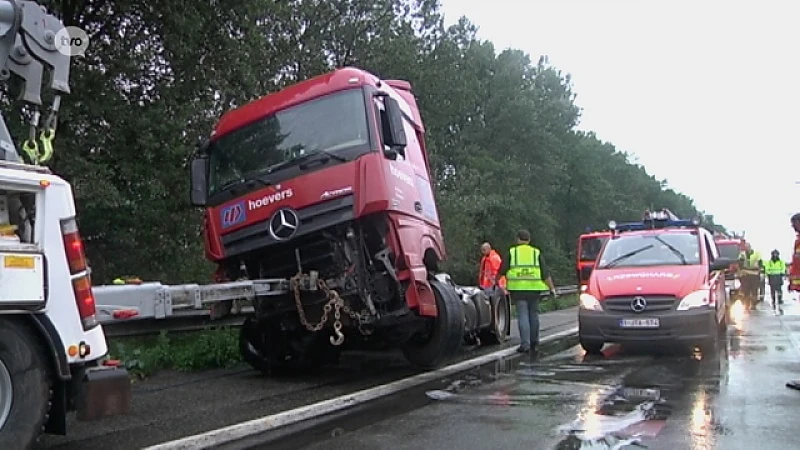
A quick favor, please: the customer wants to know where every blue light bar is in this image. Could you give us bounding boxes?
[612,219,700,233]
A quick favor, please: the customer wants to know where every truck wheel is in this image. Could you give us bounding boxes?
[579,337,604,354]
[0,318,51,450]
[239,317,335,375]
[479,290,510,345]
[402,278,465,370]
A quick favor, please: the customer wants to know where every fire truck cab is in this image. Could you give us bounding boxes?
[578,209,734,354]
[576,231,611,286]
[713,234,744,300]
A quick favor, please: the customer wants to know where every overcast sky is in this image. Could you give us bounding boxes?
[438,0,800,258]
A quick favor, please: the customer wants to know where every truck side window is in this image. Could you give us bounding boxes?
[401,117,426,171]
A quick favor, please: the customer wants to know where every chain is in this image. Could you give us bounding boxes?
[290,273,374,346]
[290,273,337,332]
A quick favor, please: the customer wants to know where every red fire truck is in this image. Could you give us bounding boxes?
[577,231,611,286]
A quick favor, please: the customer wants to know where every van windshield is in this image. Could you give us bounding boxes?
[597,232,701,269]
[207,88,371,197]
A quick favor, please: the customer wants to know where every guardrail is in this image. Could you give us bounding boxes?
[101,284,580,338]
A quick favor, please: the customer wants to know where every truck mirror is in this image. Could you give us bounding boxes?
[382,96,407,149]
[189,156,209,206]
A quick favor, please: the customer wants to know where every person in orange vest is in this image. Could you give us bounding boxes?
[478,242,506,290]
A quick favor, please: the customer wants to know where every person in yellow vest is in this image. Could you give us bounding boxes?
[764,249,787,309]
[497,229,557,354]
[738,243,763,309]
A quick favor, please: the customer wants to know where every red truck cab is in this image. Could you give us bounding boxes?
[577,231,611,286]
[577,211,734,354]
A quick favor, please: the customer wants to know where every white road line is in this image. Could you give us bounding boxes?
[144,327,579,450]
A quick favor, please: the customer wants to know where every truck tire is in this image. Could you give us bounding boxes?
[402,278,465,370]
[239,317,336,375]
[478,291,510,345]
[0,318,51,450]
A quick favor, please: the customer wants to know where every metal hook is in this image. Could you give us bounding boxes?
[330,322,345,346]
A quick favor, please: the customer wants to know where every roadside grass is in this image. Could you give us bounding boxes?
[511,293,578,317]
[108,293,578,378]
[108,326,242,379]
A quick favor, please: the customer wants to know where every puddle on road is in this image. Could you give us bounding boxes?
[423,344,728,450]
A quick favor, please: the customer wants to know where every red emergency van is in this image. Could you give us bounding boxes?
[577,211,734,354]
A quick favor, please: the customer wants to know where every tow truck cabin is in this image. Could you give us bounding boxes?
[577,211,733,354]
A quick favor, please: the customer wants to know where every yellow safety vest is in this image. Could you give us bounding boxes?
[764,259,786,276]
[505,244,549,292]
[739,250,761,269]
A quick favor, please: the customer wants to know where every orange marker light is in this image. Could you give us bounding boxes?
[39,180,50,188]
[68,345,78,357]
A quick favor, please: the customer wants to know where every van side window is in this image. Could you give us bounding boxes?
[704,234,717,262]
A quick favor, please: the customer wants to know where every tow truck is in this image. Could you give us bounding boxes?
[0,1,130,447]
[577,209,733,354]
[91,67,511,373]
[576,230,611,286]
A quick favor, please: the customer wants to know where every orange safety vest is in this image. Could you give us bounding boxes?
[790,236,800,291]
[479,250,506,289]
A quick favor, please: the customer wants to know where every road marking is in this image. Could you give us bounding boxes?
[144,327,578,449]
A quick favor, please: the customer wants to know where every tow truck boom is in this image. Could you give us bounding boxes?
[0,0,70,165]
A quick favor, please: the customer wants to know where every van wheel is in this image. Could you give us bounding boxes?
[0,318,51,450]
[402,278,465,369]
[580,337,604,354]
[479,290,510,345]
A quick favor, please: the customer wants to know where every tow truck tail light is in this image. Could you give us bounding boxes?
[61,217,98,330]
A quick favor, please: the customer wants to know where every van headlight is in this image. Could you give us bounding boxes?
[677,290,711,310]
[580,293,602,311]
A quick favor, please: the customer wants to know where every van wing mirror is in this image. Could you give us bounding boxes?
[710,257,734,272]
[382,96,407,149]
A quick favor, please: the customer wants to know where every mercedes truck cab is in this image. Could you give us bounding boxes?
[577,209,734,355]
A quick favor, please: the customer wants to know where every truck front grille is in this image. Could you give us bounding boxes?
[220,194,355,260]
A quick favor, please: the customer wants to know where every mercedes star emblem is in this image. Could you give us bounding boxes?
[268,208,299,241]
[630,296,647,313]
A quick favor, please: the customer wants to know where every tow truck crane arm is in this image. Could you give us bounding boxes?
[0,0,70,165]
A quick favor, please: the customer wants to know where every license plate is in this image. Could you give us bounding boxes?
[4,255,34,269]
[619,318,660,328]
[622,387,661,400]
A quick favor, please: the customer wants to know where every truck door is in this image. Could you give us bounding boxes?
[374,95,438,224]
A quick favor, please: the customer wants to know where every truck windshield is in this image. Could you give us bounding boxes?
[597,233,701,269]
[717,242,740,260]
[208,88,370,196]
[579,236,609,261]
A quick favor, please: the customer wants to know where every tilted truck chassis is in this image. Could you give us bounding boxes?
[0,1,130,447]
[92,272,512,371]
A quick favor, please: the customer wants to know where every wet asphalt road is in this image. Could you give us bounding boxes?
[36,307,579,449]
[287,293,800,450]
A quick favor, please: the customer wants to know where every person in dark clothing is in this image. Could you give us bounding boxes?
[497,229,558,353]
